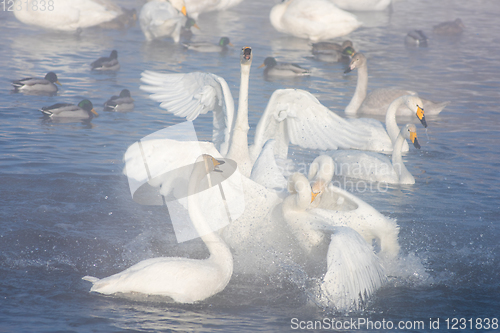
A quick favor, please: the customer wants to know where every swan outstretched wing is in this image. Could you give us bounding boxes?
[252,89,368,159]
[140,71,235,155]
[320,226,387,311]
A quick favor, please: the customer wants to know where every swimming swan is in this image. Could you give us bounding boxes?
[13,0,122,31]
[82,154,233,303]
[330,0,392,11]
[307,155,400,259]
[140,52,407,174]
[344,52,450,115]
[329,123,421,185]
[283,172,387,311]
[139,0,189,42]
[269,0,362,42]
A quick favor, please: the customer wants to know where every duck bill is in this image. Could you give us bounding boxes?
[55,80,62,86]
[416,106,427,128]
[91,108,99,116]
[257,63,265,69]
[228,42,234,47]
[181,5,187,16]
[410,132,421,149]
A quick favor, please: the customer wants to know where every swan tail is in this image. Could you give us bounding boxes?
[82,275,100,283]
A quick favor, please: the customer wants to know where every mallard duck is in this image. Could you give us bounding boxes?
[433,18,465,36]
[91,50,120,71]
[258,57,311,77]
[104,89,134,112]
[12,72,61,94]
[40,99,98,119]
[405,30,428,47]
[183,37,233,53]
[312,40,355,62]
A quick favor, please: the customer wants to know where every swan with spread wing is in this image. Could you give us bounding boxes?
[140,50,406,178]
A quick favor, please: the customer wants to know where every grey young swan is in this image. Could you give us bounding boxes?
[344,52,449,115]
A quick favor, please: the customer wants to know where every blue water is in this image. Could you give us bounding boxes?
[1,0,499,332]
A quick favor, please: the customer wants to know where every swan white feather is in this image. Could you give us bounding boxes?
[345,52,450,115]
[269,0,362,42]
[307,155,400,259]
[139,0,187,42]
[283,172,387,310]
[330,123,421,185]
[330,0,392,11]
[82,154,233,303]
[13,0,122,31]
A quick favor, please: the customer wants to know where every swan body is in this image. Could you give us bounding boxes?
[249,139,288,191]
[283,172,387,310]
[91,50,120,71]
[330,123,421,184]
[344,52,450,115]
[405,30,428,47]
[258,57,311,77]
[312,40,355,62]
[184,0,244,20]
[12,72,61,94]
[330,0,392,11]
[433,18,465,36]
[139,0,188,42]
[183,37,233,53]
[269,0,362,42]
[104,89,134,112]
[40,99,98,119]
[13,0,122,31]
[307,155,400,259]
[83,154,233,303]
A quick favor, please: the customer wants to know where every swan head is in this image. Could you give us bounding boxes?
[240,47,252,66]
[287,172,317,205]
[201,154,225,173]
[344,52,366,73]
[401,124,421,149]
[404,95,427,128]
[170,0,187,15]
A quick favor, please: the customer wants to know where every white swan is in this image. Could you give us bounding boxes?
[330,123,421,185]
[269,0,362,42]
[330,0,392,11]
[283,172,387,311]
[13,0,122,31]
[141,61,405,169]
[82,154,233,303]
[184,0,244,20]
[307,155,400,259]
[344,52,450,115]
[139,0,189,42]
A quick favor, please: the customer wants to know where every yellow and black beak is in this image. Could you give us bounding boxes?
[416,105,427,128]
[211,157,225,172]
[410,130,421,149]
[181,5,187,16]
[311,191,320,203]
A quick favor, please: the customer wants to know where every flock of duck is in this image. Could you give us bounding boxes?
[11,0,462,312]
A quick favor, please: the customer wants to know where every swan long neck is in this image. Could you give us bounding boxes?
[226,62,252,177]
[391,133,410,182]
[345,61,368,114]
[187,161,233,267]
[385,97,405,145]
